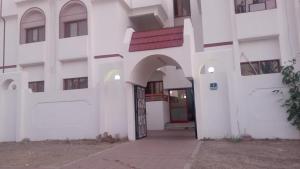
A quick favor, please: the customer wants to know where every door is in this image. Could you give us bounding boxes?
[134,85,147,139]
[169,89,189,123]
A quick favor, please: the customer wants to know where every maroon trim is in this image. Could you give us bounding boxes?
[0,65,17,69]
[129,26,184,52]
[204,41,233,48]
[94,54,124,59]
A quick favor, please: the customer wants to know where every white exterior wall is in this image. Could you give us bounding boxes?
[24,89,98,140]
[201,0,233,44]
[239,37,281,62]
[146,101,169,130]
[1,0,300,142]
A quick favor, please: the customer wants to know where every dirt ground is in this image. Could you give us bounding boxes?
[0,140,117,169]
[192,140,300,169]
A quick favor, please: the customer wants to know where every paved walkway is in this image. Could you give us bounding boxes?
[60,130,200,169]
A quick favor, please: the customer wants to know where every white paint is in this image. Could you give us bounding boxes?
[201,0,233,44]
[146,101,169,130]
[239,37,281,62]
[236,9,279,40]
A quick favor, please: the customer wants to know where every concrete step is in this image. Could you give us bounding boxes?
[165,122,195,130]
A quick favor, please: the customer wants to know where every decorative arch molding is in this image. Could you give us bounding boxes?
[1,79,16,91]
[20,7,46,44]
[128,54,187,87]
[59,0,88,38]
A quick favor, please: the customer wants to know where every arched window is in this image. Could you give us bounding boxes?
[20,8,46,44]
[59,0,88,38]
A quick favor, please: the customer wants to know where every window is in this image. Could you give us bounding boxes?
[174,0,191,18]
[64,20,87,38]
[241,60,280,76]
[241,62,260,76]
[20,8,46,44]
[28,81,44,92]
[26,26,45,43]
[235,0,277,14]
[146,81,164,95]
[60,1,88,38]
[63,77,88,90]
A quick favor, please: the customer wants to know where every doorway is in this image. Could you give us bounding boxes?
[169,88,195,123]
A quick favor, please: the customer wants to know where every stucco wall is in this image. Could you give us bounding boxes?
[24,89,99,141]
[239,37,281,62]
[146,101,169,130]
[237,74,300,139]
[201,0,233,44]
[0,90,17,142]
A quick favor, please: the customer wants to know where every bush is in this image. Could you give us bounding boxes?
[281,62,300,130]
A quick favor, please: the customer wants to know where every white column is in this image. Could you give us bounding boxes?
[125,82,136,141]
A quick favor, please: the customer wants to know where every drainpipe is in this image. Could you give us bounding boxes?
[1,0,6,73]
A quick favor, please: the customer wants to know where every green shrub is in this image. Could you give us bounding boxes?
[281,61,300,130]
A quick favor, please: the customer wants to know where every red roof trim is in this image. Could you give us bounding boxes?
[0,65,17,69]
[94,54,124,59]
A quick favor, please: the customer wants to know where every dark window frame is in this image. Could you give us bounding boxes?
[28,81,45,93]
[174,0,191,18]
[25,26,45,43]
[63,77,88,90]
[146,81,164,95]
[241,59,281,76]
[64,19,88,38]
[235,0,277,14]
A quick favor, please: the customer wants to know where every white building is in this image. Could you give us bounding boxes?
[0,0,300,142]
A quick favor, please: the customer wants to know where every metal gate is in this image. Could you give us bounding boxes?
[134,85,147,139]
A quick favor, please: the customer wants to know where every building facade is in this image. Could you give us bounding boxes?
[0,0,300,142]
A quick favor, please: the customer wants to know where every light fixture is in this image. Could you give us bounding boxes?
[208,67,215,73]
[183,95,187,99]
[114,74,121,80]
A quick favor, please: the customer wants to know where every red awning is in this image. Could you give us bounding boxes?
[129,26,184,52]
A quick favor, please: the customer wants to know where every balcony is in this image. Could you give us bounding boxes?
[146,94,169,102]
[57,36,88,62]
[18,42,45,66]
[128,0,168,31]
[235,0,277,14]
[235,8,278,40]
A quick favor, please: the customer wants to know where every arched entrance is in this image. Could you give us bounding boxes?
[127,54,197,140]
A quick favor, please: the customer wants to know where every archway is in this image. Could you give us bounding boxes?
[128,55,197,140]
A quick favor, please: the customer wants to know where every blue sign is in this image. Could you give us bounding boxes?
[210,83,218,90]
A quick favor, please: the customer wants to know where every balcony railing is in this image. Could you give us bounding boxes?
[235,0,276,14]
[146,94,169,102]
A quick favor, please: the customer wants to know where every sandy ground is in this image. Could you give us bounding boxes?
[192,140,300,169]
[0,140,116,169]
[1,138,299,169]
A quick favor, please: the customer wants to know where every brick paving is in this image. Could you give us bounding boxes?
[60,130,199,169]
